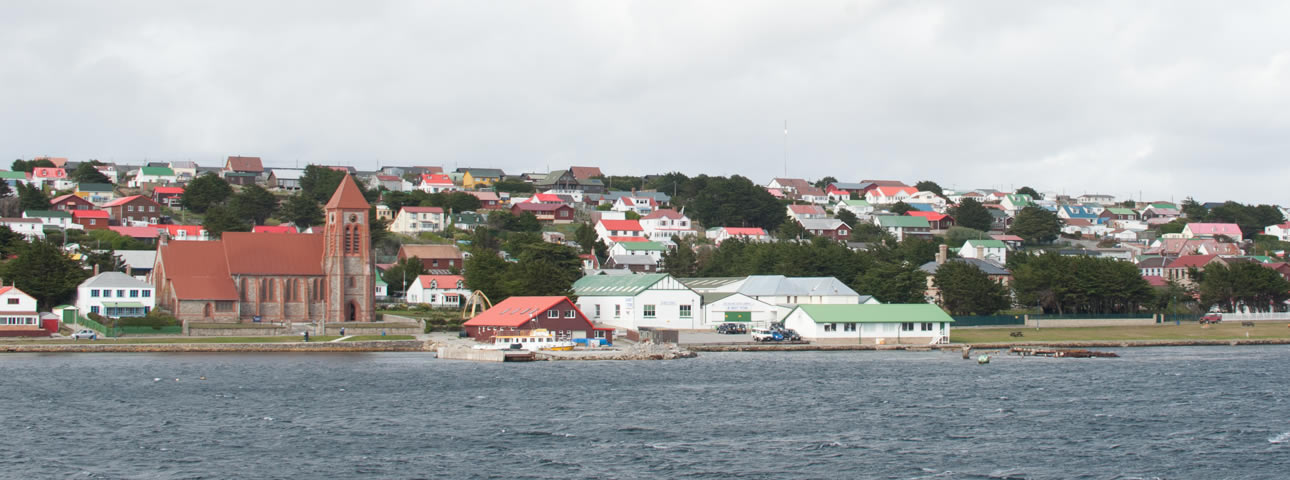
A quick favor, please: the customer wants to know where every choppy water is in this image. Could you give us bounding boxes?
[2,347,1289,479]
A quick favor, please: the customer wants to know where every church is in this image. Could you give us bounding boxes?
[151,175,375,325]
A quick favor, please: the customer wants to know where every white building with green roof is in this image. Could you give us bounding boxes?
[959,239,1008,264]
[783,304,953,344]
[608,240,667,262]
[572,273,701,330]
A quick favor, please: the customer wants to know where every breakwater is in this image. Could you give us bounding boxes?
[688,338,1290,352]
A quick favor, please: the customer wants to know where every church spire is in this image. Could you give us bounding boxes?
[325,174,370,210]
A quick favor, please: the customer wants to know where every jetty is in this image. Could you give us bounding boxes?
[1009,346,1119,358]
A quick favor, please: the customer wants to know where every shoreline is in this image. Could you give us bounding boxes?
[3,337,1288,355]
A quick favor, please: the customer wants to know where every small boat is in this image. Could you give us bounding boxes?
[473,329,575,352]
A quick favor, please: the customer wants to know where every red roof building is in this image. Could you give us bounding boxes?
[224,156,264,173]
[253,225,298,234]
[152,186,184,208]
[907,211,955,230]
[72,209,111,230]
[463,296,611,343]
[510,202,574,223]
[103,195,165,225]
[51,194,95,212]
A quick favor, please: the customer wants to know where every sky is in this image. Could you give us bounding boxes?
[3,1,1290,204]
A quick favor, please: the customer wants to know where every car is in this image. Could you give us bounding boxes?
[70,329,98,340]
[715,323,747,335]
[751,328,784,342]
[1201,313,1223,324]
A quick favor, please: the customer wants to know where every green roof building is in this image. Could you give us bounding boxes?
[571,273,702,330]
[783,304,954,344]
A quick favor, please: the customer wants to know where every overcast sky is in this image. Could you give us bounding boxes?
[3,1,1289,204]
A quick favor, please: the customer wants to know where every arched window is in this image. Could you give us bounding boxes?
[239,278,247,301]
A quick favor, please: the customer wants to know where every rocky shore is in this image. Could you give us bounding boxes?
[535,342,697,361]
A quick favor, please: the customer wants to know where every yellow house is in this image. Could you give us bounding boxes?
[458,168,504,190]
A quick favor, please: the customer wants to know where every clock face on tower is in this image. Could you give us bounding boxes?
[349,213,358,224]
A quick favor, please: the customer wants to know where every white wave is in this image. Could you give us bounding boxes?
[1270,431,1290,444]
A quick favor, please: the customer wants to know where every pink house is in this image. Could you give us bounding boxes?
[1182,223,1244,242]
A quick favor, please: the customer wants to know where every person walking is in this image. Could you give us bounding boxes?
[340,327,345,336]
[303,331,310,342]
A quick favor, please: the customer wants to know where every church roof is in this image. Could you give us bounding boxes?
[325,174,370,210]
[157,241,239,300]
[222,232,324,275]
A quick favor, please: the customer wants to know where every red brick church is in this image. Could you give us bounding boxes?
[152,175,375,326]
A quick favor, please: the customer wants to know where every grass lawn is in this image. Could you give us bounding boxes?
[341,335,416,341]
[543,223,581,237]
[952,323,1290,344]
[0,336,341,345]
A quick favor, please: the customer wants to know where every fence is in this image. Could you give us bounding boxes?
[1223,312,1290,322]
[75,315,182,337]
[951,315,1026,327]
[1160,314,1203,324]
[1028,313,1154,320]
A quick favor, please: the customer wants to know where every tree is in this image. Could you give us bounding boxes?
[16,183,50,211]
[3,240,88,309]
[850,223,891,243]
[853,262,927,304]
[11,158,54,172]
[202,205,251,238]
[1158,218,1189,235]
[229,184,278,225]
[434,192,481,213]
[70,162,111,184]
[887,201,915,216]
[83,249,126,274]
[86,229,151,250]
[948,198,993,231]
[0,179,10,198]
[813,176,838,189]
[299,165,348,203]
[1009,206,1061,244]
[914,180,943,197]
[662,237,698,276]
[463,248,511,301]
[1180,197,1206,220]
[0,225,24,257]
[933,261,1010,315]
[573,223,597,253]
[1015,186,1042,200]
[182,173,233,214]
[381,256,426,295]
[1198,262,1290,312]
[278,193,324,229]
[836,209,858,228]
[944,226,991,247]
[1010,252,1153,314]
[776,216,807,241]
[493,179,535,194]
[503,243,583,297]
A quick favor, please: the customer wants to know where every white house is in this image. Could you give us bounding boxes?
[1000,194,1035,213]
[595,219,645,244]
[76,272,155,318]
[612,196,658,215]
[787,204,827,220]
[30,167,74,191]
[959,239,1008,264]
[1265,222,1290,242]
[705,227,770,245]
[608,240,667,261]
[783,304,953,344]
[404,274,470,307]
[0,218,45,240]
[390,206,446,235]
[0,286,41,331]
[639,209,696,243]
[22,210,74,230]
[1078,193,1116,204]
[128,167,178,188]
[835,199,875,218]
[573,273,702,330]
[908,191,947,211]
[865,186,918,205]
[419,174,457,193]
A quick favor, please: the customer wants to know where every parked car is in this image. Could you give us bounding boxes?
[71,329,98,340]
[715,323,747,334]
[1201,313,1223,324]
[751,328,784,342]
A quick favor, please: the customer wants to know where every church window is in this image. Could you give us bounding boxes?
[348,276,355,288]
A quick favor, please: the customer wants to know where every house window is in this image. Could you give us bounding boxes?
[215,301,234,312]
[844,323,857,332]
[565,310,576,318]
[901,323,915,331]
[6,298,16,305]
[548,309,558,318]
[679,305,692,318]
[117,290,125,297]
[91,289,99,298]
[130,290,139,298]
[643,305,656,318]
[90,306,99,314]
[921,322,934,331]
[614,305,621,318]
[824,323,836,332]
[594,305,601,318]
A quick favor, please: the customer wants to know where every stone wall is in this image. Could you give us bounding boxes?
[325,322,421,336]
[187,327,290,336]
[0,340,426,353]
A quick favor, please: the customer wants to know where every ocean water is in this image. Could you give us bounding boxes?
[2,347,1289,479]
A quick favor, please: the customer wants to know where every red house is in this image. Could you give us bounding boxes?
[153,186,184,208]
[511,203,574,224]
[463,296,612,344]
[72,209,111,230]
[907,211,955,230]
[51,194,96,212]
[103,195,165,225]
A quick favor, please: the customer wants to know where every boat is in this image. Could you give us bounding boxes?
[473,329,576,352]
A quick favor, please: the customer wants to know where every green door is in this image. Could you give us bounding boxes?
[724,311,751,322]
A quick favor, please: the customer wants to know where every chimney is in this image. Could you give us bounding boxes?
[936,244,947,265]
[93,263,100,276]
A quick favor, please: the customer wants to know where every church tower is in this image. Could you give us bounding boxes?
[322,174,374,326]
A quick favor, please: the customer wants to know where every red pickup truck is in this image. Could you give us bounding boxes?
[1200,313,1223,324]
